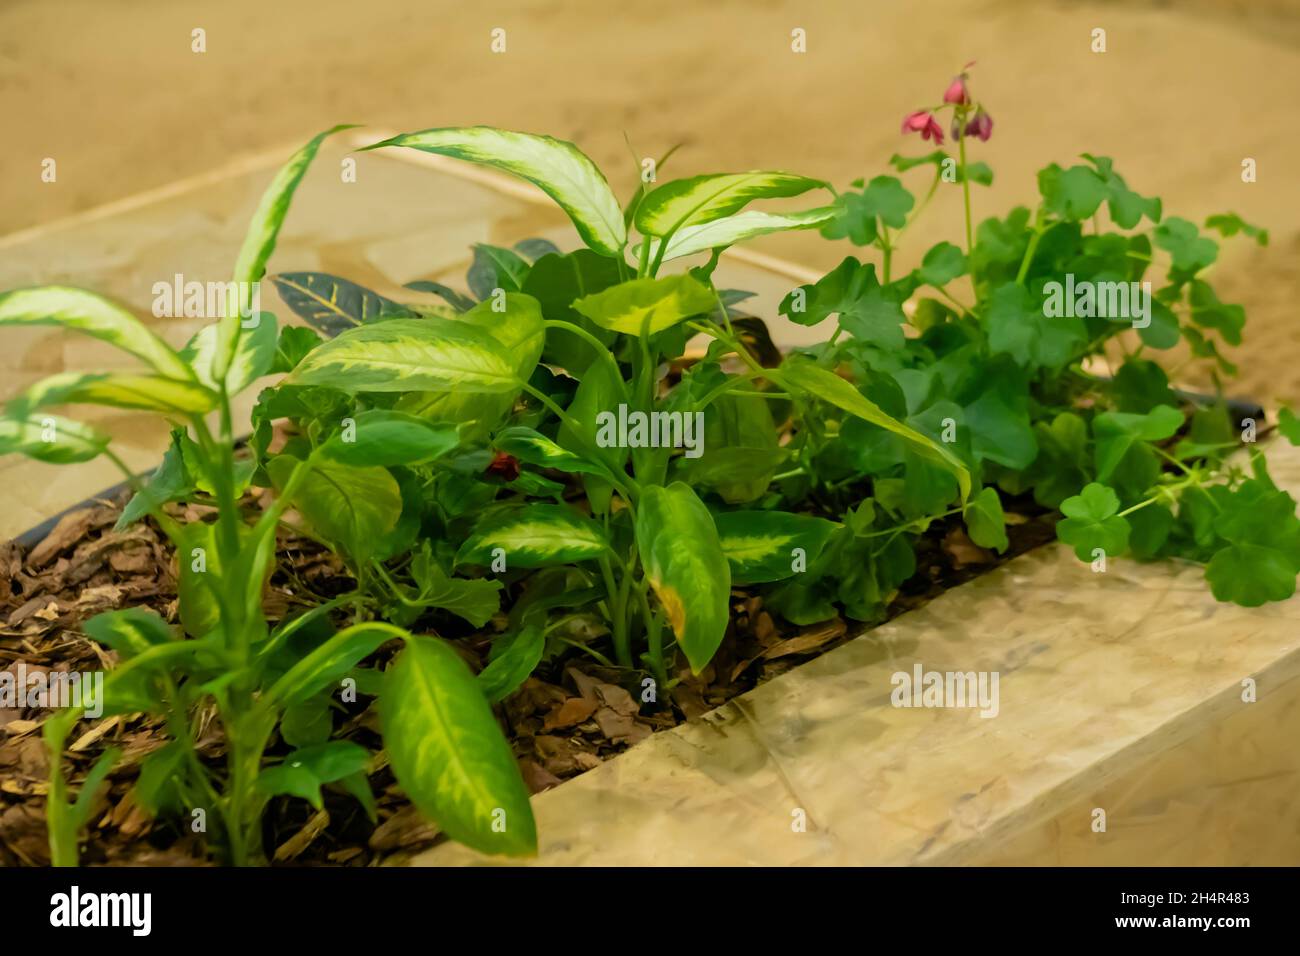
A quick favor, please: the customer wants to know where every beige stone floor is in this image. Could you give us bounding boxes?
[3,0,1299,399]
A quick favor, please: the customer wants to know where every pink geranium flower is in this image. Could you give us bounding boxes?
[964,109,994,142]
[943,76,969,105]
[901,110,945,144]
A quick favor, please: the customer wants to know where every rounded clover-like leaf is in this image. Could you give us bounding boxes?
[963,487,1009,553]
[1206,544,1298,607]
[1057,483,1130,562]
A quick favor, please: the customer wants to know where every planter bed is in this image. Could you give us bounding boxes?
[1,115,1291,869]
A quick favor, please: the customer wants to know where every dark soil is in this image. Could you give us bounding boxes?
[0,487,1055,867]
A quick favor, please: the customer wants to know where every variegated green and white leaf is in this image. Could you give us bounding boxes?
[573,274,716,336]
[0,413,108,464]
[456,505,608,568]
[381,635,536,856]
[649,207,838,262]
[494,426,613,480]
[287,317,519,394]
[635,172,829,238]
[635,483,731,673]
[212,125,353,383]
[777,357,971,501]
[363,126,626,257]
[714,511,840,585]
[0,286,191,380]
[182,310,278,394]
[396,294,545,435]
[8,371,217,415]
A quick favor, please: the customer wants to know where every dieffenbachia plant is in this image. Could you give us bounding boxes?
[0,128,535,865]
[249,125,967,691]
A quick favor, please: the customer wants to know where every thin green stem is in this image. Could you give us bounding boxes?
[958,129,974,254]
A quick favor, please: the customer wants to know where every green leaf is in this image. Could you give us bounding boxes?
[7,370,217,415]
[477,626,545,703]
[406,280,476,312]
[467,244,531,299]
[1154,217,1218,274]
[456,505,609,568]
[380,635,536,855]
[1038,164,1107,221]
[820,176,914,246]
[0,286,191,380]
[1206,544,1297,606]
[635,171,828,239]
[267,622,404,708]
[270,272,407,336]
[779,257,905,350]
[683,384,783,503]
[408,549,502,627]
[364,126,625,257]
[215,126,351,382]
[1204,212,1267,246]
[0,413,107,464]
[396,293,545,438]
[635,483,731,673]
[257,741,370,810]
[175,521,222,639]
[917,242,967,287]
[1278,406,1300,446]
[573,274,715,336]
[957,161,994,186]
[132,742,187,817]
[778,357,971,501]
[1128,501,1174,558]
[1081,154,1161,228]
[888,151,948,173]
[1057,483,1130,561]
[519,250,620,372]
[649,206,837,262]
[1111,358,1177,413]
[494,425,613,480]
[714,510,839,585]
[117,430,195,528]
[322,410,459,466]
[287,315,520,394]
[965,390,1037,470]
[269,455,402,562]
[557,356,627,513]
[964,487,1009,552]
[1139,298,1181,350]
[985,281,1086,370]
[1093,404,1184,484]
[82,607,176,659]
[1187,280,1245,346]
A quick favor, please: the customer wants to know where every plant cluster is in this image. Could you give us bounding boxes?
[0,68,1290,865]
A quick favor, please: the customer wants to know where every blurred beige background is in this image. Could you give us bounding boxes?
[2,0,1299,400]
